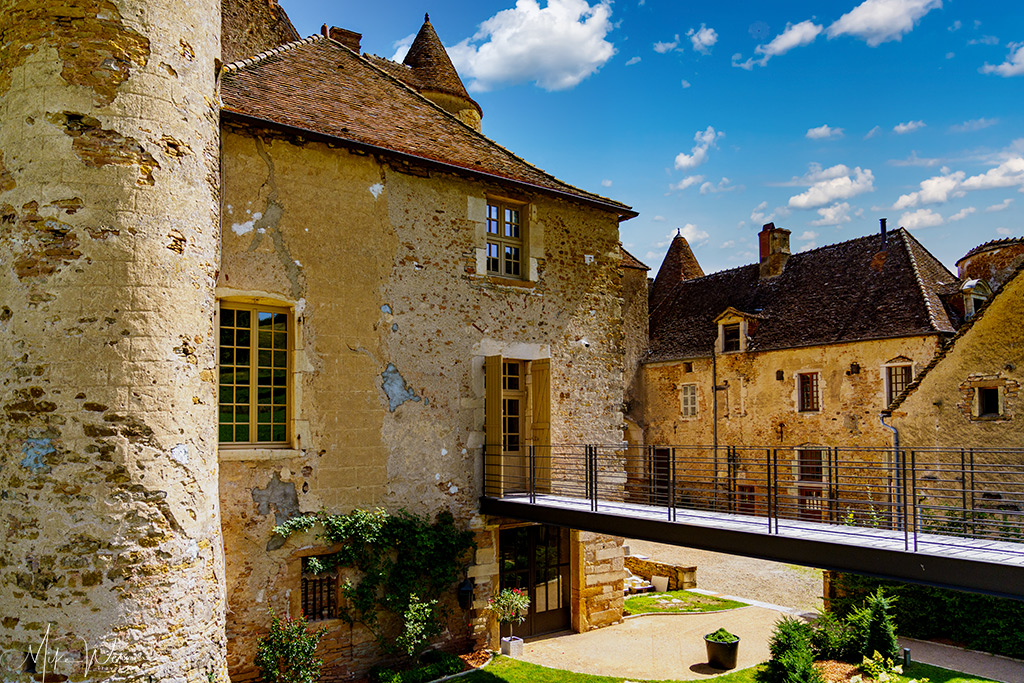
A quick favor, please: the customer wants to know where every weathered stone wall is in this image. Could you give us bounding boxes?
[218,125,627,678]
[571,532,626,632]
[621,265,649,421]
[624,555,696,591]
[891,270,1023,451]
[0,1,226,681]
[221,0,299,64]
[639,336,940,449]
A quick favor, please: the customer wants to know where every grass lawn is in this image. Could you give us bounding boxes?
[459,656,998,683]
[624,589,747,615]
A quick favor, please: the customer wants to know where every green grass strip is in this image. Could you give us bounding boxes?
[624,589,747,615]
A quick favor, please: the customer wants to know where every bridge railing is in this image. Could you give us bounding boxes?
[482,443,1024,553]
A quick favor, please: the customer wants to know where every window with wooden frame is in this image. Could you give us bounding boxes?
[722,323,741,352]
[484,355,550,496]
[218,303,290,445]
[797,372,819,412]
[486,200,524,278]
[885,364,912,405]
[680,384,698,417]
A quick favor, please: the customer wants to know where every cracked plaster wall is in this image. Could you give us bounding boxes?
[0,1,227,681]
[218,126,627,679]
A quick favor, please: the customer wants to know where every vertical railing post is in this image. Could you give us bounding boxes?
[969,448,976,538]
[901,449,909,550]
[669,447,676,521]
[771,449,778,534]
[960,447,968,537]
[911,449,919,551]
[529,445,536,504]
[589,445,598,512]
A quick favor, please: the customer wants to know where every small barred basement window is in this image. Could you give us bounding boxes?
[301,557,338,621]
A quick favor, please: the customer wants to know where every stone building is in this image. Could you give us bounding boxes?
[1,2,635,681]
[634,222,964,518]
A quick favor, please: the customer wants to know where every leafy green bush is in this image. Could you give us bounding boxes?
[369,651,463,683]
[828,572,1024,659]
[273,508,475,658]
[810,612,859,662]
[758,617,823,683]
[254,611,327,683]
[861,589,899,662]
[705,627,739,643]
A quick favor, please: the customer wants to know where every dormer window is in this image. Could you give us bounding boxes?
[723,324,741,352]
[961,279,992,319]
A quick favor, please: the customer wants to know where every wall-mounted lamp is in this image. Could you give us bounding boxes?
[457,577,475,610]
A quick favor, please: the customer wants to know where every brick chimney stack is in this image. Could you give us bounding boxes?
[759,222,791,278]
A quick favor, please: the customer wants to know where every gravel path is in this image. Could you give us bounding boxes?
[626,538,825,615]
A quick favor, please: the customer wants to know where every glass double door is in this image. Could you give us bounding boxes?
[498,525,570,637]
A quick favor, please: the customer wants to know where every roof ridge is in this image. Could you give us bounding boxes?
[222,33,325,73]
[353,45,626,211]
[957,235,1024,263]
[887,259,1024,412]
[898,227,957,332]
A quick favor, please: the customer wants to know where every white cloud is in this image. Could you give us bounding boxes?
[735,20,822,69]
[652,215,666,222]
[946,51,955,59]
[654,35,680,53]
[948,207,976,221]
[751,200,773,224]
[827,0,942,47]
[950,117,998,133]
[721,240,736,248]
[968,35,1000,46]
[674,126,723,170]
[447,0,616,92]
[688,24,718,55]
[625,56,641,65]
[864,125,882,140]
[899,208,944,229]
[391,33,417,62]
[669,174,704,191]
[948,20,961,32]
[699,177,740,194]
[961,156,1024,191]
[680,79,691,88]
[985,198,1014,212]
[997,227,1013,235]
[679,223,710,246]
[889,150,942,167]
[809,202,853,226]
[601,179,613,187]
[893,170,966,209]
[797,230,819,252]
[894,120,926,134]
[981,43,1024,77]
[806,124,844,140]
[788,165,875,209]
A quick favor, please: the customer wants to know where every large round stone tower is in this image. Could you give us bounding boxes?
[0,1,226,680]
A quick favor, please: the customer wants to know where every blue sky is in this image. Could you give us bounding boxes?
[279,0,1024,276]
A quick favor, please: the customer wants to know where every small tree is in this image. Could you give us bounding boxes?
[758,617,824,683]
[861,589,899,662]
[488,587,530,640]
[254,611,327,683]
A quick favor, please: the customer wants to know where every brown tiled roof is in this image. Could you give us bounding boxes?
[887,261,1024,412]
[220,36,634,216]
[620,246,649,270]
[650,234,704,313]
[647,228,959,362]
[221,0,300,64]
[957,236,1024,265]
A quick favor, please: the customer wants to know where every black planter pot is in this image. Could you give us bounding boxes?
[705,635,740,670]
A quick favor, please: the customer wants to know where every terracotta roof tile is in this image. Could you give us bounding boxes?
[401,14,480,114]
[619,246,649,270]
[220,36,634,216]
[647,228,959,362]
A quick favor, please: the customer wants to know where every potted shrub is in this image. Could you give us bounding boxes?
[488,587,530,657]
[704,627,740,670]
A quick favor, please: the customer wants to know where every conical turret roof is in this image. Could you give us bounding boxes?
[650,233,705,312]
[403,14,481,114]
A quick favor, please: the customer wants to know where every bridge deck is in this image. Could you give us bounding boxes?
[480,492,1024,599]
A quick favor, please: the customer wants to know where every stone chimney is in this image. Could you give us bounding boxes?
[758,222,791,279]
[323,25,362,53]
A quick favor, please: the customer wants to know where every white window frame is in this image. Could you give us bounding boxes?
[680,384,698,418]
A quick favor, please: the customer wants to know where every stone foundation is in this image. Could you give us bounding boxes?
[625,555,697,591]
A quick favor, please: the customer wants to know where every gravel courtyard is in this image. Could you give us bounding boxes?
[626,538,825,614]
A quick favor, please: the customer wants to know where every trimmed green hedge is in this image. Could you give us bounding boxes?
[828,573,1024,659]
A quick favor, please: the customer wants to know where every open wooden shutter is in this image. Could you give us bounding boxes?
[531,358,551,493]
[484,355,503,496]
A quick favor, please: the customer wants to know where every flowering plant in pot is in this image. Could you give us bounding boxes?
[488,587,530,656]
[704,627,740,670]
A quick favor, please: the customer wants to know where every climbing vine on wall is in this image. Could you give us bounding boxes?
[273,508,476,657]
